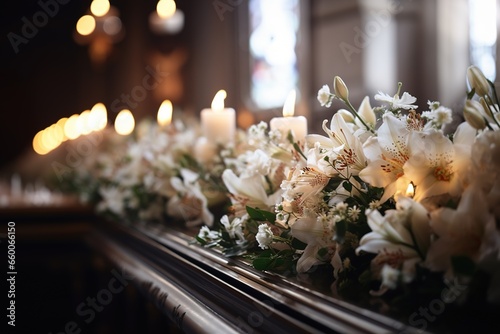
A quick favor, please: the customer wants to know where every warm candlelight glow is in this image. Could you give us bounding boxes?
[64,114,81,140]
[115,109,135,135]
[157,100,173,126]
[33,130,49,155]
[78,110,93,135]
[90,0,110,17]
[406,182,415,198]
[211,90,227,112]
[90,103,108,131]
[56,118,69,141]
[282,89,296,117]
[76,15,96,36]
[157,0,176,19]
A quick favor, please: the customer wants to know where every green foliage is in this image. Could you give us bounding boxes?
[246,206,276,224]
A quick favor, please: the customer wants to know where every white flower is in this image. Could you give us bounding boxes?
[404,125,474,202]
[281,165,329,204]
[256,223,274,249]
[359,113,412,203]
[306,112,367,177]
[356,196,430,283]
[355,96,377,129]
[317,84,333,107]
[381,264,400,290]
[220,215,245,242]
[198,225,221,241]
[97,186,128,216]
[291,216,337,274]
[422,101,453,129]
[425,184,497,277]
[167,168,214,227]
[222,169,282,216]
[239,149,272,178]
[374,91,418,110]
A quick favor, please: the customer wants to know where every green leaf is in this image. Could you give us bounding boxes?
[343,181,352,192]
[451,256,476,276]
[195,235,206,245]
[253,256,274,271]
[246,206,276,224]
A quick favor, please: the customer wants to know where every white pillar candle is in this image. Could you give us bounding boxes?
[201,90,236,144]
[269,90,307,142]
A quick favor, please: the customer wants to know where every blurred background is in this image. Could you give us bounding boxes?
[1,0,498,182]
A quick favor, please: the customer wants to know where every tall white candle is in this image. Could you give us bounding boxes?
[201,90,236,143]
[269,90,307,142]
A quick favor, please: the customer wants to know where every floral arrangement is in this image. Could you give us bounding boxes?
[65,66,500,318]
[196,66,500,307]
[63,117,244,226]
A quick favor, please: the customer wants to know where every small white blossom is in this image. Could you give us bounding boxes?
[198,226,221,241]
[256,224,274,249]
[374,91,418,110]
[317,84,333,107]
[220,215,245,242]
[381,264,400,290]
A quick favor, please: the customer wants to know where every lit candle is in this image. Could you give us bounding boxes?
[269,90,307,142]
[114,109,135,135]
[157,100,173,126]
[405,182,415,198]
[200,90,236,143]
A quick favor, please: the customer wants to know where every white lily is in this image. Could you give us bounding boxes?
[222,169,282,216]
[359,113,412,203]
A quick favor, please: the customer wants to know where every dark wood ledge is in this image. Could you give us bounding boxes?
[88,220,423,334]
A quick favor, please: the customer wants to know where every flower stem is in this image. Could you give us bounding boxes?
[344,99,376,134]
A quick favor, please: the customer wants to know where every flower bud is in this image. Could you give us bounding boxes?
[337,109,355,123]
[334,76,349,102]
[479,97,495,120]
[467,65,490,97]
[464,100,486,130]
[356,96,376,127]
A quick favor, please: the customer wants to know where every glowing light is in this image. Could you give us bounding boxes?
[406,182,415,198]
[49,123,64,144]
[282,89,296,117]
[157,0,176,19]
[90,0,110,17]
[77,110,92,135]
[41,128,59,151]
[76,15,96,36]
[211,90,227,112]
[57,118,69,141]
[64,114,81,140]
[157,100,173,126]
[33,130,49,155]
[114,109,135,135]
[90,103,108,130]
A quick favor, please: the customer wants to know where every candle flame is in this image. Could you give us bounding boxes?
[406,182,415,198]
[115,109,135,135]
[211,90,227,112]
[282,89,296,117]
[157,0,176,19]
[157,100,173,126]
